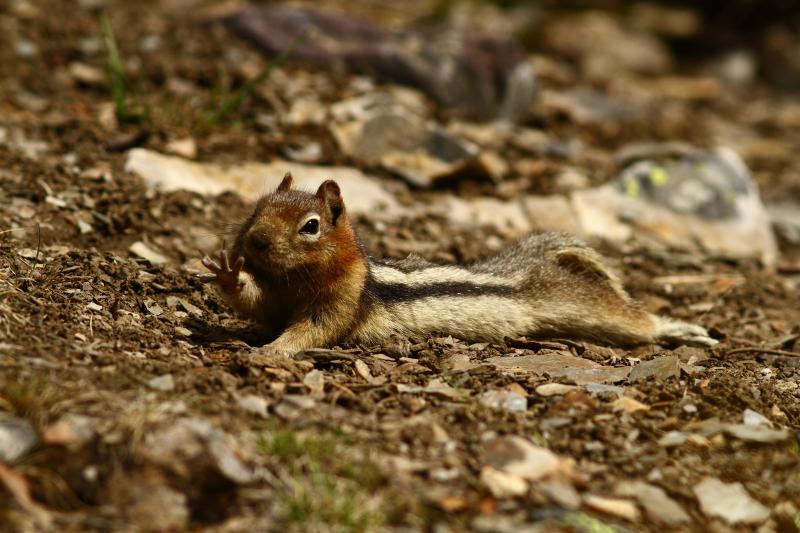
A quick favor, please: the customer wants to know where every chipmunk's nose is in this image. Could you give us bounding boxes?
[248,232,271,252]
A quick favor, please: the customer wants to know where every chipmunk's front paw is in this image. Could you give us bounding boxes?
[201,242,244,293]
[253,343,297,359]
[656,319,718,347]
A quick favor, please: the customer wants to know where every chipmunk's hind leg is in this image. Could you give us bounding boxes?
[545,240,717,347]
[552,246,631,303]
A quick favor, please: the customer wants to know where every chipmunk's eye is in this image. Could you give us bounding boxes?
[299,218,320,235]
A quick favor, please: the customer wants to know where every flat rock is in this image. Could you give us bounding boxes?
[742,408,772,428]
[583,494,640,522]
[442,353,475,372]
[125,149,405,220]
[693,477,770,525]
[684,416,789,443]
[722,423,789,443]
[612,396,650,413]
[274,395,316,420]
[0,414,38,463]
[485,352,631,384]
[234,394,269,417]
[615,480,690,525]
[522,195,582,234]
[539,477,582,510]
[658,431,689,447]
[584,383,625,398]
[628,356,680,382]
[480,390,527,412]
[129,241,168,265]
[480,466,528,498]
[535,383,580,397]
[397,378,468,400]
[484,436,565,482]
[147,374,175,391]
[440,196,533,237]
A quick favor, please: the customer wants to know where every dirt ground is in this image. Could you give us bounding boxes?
[1,1,799,532]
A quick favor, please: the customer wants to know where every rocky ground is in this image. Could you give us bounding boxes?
[1,1,799,531]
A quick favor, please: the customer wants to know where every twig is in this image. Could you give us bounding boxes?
[26,225,41,279]
[725,347,800,357]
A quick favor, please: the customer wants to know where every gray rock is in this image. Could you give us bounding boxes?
[541,88,640,126]
[768,203,800,244]
[539,477,582,510]
[572,147,777,265]
[330,97,482,188]
[722,424,789,443]
[0,414,38,462]
[485,352,631,384]
[274,394,316,420]
[234,394,269,417]
[484,436,563,481]
[147,374,174,391]
[584,383,625,398]
[143,298,164,316]
[480,390,527,412]
[693,477,770,524]
[657,431,688,447]
[742,408,772,428]
[615,480,690,525]
[628,356,680,382]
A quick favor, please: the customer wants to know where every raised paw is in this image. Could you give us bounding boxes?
[656,319,718,348]
[201,242,244,292]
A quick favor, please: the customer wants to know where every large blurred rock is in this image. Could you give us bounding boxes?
[220,5,536,121]
[125,149,406,220]
[330,92,490,187]
[571,147,777,265]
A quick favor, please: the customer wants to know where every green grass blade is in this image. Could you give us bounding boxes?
[100,12,131,123]
[209,30,308,124]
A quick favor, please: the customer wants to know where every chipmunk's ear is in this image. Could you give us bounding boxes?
[277,172,293,192]
[316,180,345,225]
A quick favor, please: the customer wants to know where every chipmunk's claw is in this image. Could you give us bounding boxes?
[202,254,220,272]
[657,320,719,348]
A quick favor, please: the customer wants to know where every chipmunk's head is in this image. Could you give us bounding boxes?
[236,173,360,278]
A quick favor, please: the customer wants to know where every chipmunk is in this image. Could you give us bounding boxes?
[202,173,717,353]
